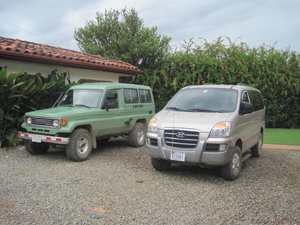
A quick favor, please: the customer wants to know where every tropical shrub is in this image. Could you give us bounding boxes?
[0,69,77,147]
[128,37,300,128]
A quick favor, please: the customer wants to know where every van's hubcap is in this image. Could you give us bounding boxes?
[232,153,240,175]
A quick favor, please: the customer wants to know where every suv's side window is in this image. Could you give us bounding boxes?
[248,90,264,111]
[124,89,138,103]
[241,91,249,102]
[105,92,119,109]
[139,90,152,103]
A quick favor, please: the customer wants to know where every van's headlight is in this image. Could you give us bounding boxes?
[148,118,157,133]
[210,122,231,138]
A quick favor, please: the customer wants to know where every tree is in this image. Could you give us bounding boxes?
[74,8,171,70]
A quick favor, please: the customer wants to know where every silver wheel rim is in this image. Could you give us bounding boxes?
[258,134,263,154]
[232,152,240,175]
[137,129,144,144]
[77,136,89,155]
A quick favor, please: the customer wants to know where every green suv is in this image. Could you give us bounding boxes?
[18,83,155,161]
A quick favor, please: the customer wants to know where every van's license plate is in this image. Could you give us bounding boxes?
[170,152,186,162]
[32,135,42,143]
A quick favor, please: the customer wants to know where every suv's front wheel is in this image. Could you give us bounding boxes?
[24,140,50,155]
[129,122,146,147]
[66,129,92,162]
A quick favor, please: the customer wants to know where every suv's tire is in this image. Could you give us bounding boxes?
[66,129,92,162]
[221,145,242,180]
[251,132,263,157]
[151,157,171,171]
[129,122,146,147]
[24,140,50,155]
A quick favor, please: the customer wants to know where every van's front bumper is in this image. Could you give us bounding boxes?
[18,131,70,145]
[146,136,235,166]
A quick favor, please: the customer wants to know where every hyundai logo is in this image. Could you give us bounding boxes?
[176,132,185,138]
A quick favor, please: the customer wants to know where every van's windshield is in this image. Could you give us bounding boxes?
[165,88,238,113]
[58,89,103,108]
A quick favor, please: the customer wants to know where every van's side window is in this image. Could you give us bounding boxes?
[139,90,152,103]
[248,90,264,111]
[124,89,138,103]
[242,92,249,102]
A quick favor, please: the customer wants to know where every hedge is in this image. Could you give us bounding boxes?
[127,37,300,128]
[0,69,77,147]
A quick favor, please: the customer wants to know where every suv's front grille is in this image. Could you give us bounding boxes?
[31,117,53,126]
[164,129,199,149]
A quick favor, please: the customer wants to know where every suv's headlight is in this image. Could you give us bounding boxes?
[52,119,59,127]
[26,117,32,125]
[148,118,157,133]
[210,122,231,138]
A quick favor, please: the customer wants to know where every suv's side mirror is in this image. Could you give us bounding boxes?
[240,102,253,115]
[102,101,115,111]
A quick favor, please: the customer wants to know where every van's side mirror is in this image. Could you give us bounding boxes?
[240,102,253,115]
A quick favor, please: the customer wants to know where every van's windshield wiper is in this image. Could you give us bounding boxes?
[166,107,185,111]
[187,108,220,112]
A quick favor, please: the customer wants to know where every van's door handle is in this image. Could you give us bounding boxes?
[149,111,152,114]
[116,113,120,116]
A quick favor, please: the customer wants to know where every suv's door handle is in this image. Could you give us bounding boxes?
[116,113,120,116]
[149,111,152,114]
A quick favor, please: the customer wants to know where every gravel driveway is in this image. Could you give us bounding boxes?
[0,137,299,224]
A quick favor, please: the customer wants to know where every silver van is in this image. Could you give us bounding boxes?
[146,84,265,180]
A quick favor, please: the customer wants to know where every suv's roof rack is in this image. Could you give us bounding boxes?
[236,83,248,86]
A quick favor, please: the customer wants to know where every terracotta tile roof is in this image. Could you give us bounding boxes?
[0,37,142,75]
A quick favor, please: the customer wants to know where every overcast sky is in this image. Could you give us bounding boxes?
[1,0,299,54]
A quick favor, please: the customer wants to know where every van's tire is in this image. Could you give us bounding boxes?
[221,145,242,180]
[151,157,171,171]
[251,132,263,157]
[66,129,92,162]
[129,122,146,147]
[24,140,50,155]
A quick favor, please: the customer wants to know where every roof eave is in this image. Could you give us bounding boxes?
[0,50,143,75]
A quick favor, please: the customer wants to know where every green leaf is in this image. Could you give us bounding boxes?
[8,81,28,91]
[0,68,7,83]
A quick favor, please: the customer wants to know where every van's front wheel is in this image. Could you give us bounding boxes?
[151,157,171,171]
[221,145,242,180]
[66,129,92,162]
[129,123,146,147]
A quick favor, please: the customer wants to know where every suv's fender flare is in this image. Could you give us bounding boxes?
[71,125,97,149]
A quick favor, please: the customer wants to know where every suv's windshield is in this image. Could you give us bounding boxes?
[58,89,103,108]
[166,88,238,112]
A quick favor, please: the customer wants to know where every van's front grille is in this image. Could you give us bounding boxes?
[164,129,199,149]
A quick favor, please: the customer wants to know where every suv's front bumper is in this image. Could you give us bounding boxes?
[18,131,70,145]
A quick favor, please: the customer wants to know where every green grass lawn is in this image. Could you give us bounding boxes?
[264,129,300,146]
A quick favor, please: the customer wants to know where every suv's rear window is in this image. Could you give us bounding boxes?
[166,88,238,112]
[139,90,152,103]
[124,89,138,103]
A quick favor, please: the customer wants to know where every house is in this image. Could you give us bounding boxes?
[0,37,142,83]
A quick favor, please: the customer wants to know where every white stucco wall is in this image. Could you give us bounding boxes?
[1,60,133,83]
